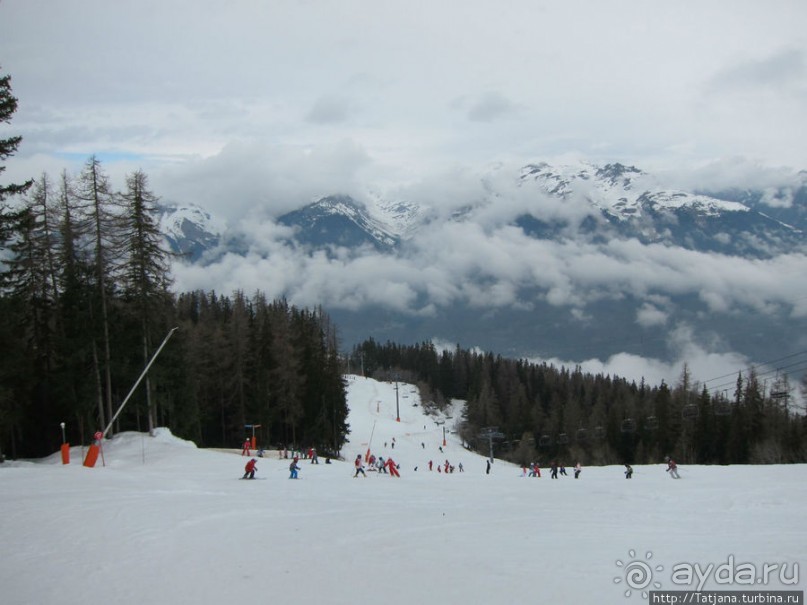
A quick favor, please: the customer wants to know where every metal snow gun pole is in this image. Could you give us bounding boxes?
[83,327,178,467]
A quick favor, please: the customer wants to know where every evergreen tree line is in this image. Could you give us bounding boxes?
[0,156,349,460]
[351,339,807,465]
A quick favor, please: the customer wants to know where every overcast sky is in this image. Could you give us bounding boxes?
[2,0,807,219]
[2,1,806,388]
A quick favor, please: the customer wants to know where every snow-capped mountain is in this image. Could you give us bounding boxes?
[156,161,806,367]
[276,194,402,252]
[158,203,224,261]
[157,161,804,261]
[519,161,750,220]
[517,161,803,258]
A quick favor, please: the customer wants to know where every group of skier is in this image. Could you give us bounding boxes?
[523,461,584,479]
[274,445,320,462]
[355,454,400,477]
[242,447,682,481]
[426,459,463,473]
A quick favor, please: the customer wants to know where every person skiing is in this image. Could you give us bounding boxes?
[666,457,679,479]
[574,462,582,479]
[386,456,400,477]
[354,455,366,478]
[289,457,300,479]
[624,464,633,479]
[550,460,558,479]
[243,458,257,479]
[486,459,491,474]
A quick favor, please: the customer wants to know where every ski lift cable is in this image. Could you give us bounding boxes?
[702,360,807,392]
[702,352,807,386]
[705,361,807,395]
[701,359,807,392]
[699,349,807,386]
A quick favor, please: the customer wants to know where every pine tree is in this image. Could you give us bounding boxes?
[0,68,32,204]
[73,156,122,433]
[0,67,33,288]
[270,300,305,447]
[2,174,64,454]
[54,169,97,436]
[119,170,173,435]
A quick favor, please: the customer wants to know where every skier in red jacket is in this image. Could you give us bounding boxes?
[243,458,257,479]
[386,456,400,477]
[354,455,366,478]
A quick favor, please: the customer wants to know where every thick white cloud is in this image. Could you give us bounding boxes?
[636,303,669,328]
[172,200,807,325]
[540,338,751,396]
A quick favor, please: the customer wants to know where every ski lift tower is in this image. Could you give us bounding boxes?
[394,375,400,422]
[479,426,504,462]
[770,373,790,413]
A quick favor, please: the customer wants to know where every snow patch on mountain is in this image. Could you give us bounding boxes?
[369,195,425,240]
[159,203,226,241]
[520,161,752,221]
[158,203,225,260]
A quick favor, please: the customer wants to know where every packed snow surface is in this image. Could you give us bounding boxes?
[1,375,804,604]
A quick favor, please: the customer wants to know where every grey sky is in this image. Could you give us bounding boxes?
[2,0,806,219]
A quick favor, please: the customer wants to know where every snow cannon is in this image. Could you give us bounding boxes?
[83,431,104,468]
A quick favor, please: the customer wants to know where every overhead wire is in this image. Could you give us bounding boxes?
[698,349,807,399]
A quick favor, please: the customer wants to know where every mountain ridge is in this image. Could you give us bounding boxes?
[156,159,807,368]
[159,160,805,261]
